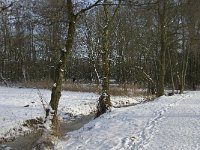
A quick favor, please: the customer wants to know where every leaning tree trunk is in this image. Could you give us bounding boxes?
[46,0,102,135]
[48,13,76,135]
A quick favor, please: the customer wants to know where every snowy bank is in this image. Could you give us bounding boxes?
[56,91,200,150]
[0,86,144,142]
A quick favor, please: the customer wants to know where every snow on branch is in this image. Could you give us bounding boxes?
[135,66,154,84]
[37,89,54,130]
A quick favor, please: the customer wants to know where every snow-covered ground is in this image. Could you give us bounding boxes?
[56,91,200,150]
[1,86,200,150]
[0,86,143,142]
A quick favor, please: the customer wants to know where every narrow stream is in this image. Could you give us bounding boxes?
[0,114,94,150]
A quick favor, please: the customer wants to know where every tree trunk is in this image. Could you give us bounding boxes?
[179,45,189,94]
[96,0,121,117]
[93,62,100,87]
[179,24,189,94]
[96,3,111,118]
[157,0,166,97]
[167,49,175,95]
[47,0,102,134]
[48,4,76,134]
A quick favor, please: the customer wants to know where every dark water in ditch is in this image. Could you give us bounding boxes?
[0,115,94,150]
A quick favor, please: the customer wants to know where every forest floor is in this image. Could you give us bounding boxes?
[1,86,200,150]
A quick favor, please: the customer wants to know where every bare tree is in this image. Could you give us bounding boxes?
[96,0,121,117]
[47,0,102,136]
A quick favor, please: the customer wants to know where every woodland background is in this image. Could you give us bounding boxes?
[0,0,200,94]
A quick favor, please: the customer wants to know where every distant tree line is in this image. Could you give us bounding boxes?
[0,0,200,94]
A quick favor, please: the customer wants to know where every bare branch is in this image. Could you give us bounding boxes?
[109,0,122,24]
[76,0,102,17]
[135,66,155,84]
[95,1,158,7]
[0,2,13,12]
